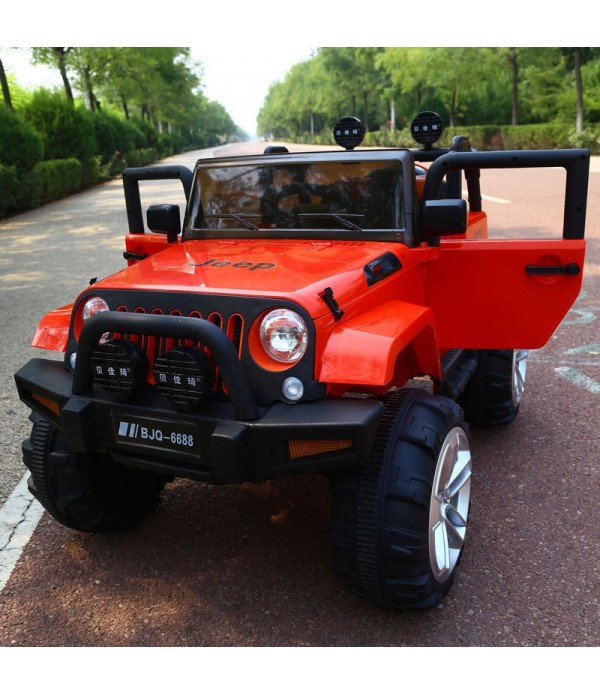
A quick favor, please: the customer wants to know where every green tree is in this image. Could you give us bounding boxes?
[560,48,600,131]
[21,89,97,160]
[581,53,600,122]
[71,47,109,111]
[317,48,385,130]
[0,103,43,167]
[0,58,13,110]
[377,48,438,127]
[31,47,75,103]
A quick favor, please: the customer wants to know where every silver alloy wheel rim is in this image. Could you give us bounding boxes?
[429,427,472,583]
[512,349,529,406]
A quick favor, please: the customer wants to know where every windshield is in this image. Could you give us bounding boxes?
[184,155,406,241]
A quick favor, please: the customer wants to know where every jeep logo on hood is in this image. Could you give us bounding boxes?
[189,259,276,271]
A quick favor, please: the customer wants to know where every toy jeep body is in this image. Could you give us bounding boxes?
[14,114,589,610]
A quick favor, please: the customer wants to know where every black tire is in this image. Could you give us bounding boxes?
[328,389,472,611]
[22,414,170,532]
[458,349,528,426]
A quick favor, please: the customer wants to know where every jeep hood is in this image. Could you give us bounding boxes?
[92,238,404,318]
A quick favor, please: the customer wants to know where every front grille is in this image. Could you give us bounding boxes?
[72,289,320,406]
[111,305,244,386]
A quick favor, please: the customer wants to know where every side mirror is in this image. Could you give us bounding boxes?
[422,199,467,245]
[147,204,181,243]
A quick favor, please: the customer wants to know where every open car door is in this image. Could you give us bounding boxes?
[421,149,589,351]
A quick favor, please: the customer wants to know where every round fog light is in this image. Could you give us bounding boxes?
[282,376,304,402]
[154,346,215,409]
[91,339,148,398]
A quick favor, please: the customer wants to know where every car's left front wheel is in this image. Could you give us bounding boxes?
[23,414,169,532]
[328,389,472,611]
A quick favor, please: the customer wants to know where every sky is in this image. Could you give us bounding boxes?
[195,46,315,135]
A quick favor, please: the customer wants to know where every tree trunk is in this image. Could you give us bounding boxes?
[363,91,369,132]
[389,97,395,131]
[449,88,456,127]
[574,47,584,132]
[508,48,519,126]
[84,66,95,110]
[54,48,74,103]
[0,58,13,110]
[121,96,130,120]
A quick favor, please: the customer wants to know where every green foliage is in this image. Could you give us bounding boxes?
[90,110,137,162]
[80,157,101,188]
[0,104,44,169]
[33,158,83,202]
[499,123,572,149]
[0,163,40,215]
[130,117,156,148]
[21,89,97,160]
[122,148,158,168]
[259,47,600,142]
[364,122,600,152]
[568,126,600,150]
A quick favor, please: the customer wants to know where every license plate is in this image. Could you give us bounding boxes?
[113,414,198,455]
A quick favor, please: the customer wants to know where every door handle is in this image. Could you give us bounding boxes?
[525,262,580,276]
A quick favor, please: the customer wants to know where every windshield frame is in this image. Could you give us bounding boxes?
[182,149,418,245]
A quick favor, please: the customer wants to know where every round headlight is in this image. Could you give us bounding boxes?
[82,296,110,321]
[260,309,308,363]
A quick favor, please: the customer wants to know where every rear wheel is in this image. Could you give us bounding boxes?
[328,389,472,611]
[458,349,528,426]
[22,414,169,532]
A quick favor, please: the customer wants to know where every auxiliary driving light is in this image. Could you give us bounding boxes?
[91,339,148,398]
[154,346,215,409]
[411,111,444,147]
[282,376,304,402]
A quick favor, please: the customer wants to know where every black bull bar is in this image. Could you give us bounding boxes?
[74,312,259,421]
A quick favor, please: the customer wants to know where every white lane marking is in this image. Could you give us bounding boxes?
[0,474,43,593]
[565,344,600,356]
[555,367,600,395]
[462,189,511,204]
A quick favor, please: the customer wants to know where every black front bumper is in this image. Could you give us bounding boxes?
[15,358,383,484]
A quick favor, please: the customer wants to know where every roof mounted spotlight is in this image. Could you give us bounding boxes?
[411,111,444,149]
[334,117,365,150]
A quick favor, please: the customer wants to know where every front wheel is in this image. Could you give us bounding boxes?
[22,414,170,532]
[328,390,472,611]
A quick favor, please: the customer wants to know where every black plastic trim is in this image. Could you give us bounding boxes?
[363,252,402,286]
[15,358,384,483]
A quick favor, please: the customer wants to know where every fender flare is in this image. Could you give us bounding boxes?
[32,304,73,352]
[318,301,441,387]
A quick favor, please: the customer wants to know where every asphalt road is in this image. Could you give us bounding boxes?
[0,143,598,651]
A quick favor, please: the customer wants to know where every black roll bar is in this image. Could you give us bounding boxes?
[421,149,590,240]
[122,165,193,234]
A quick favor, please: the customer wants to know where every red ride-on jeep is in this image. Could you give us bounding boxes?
[15,113,589,610]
